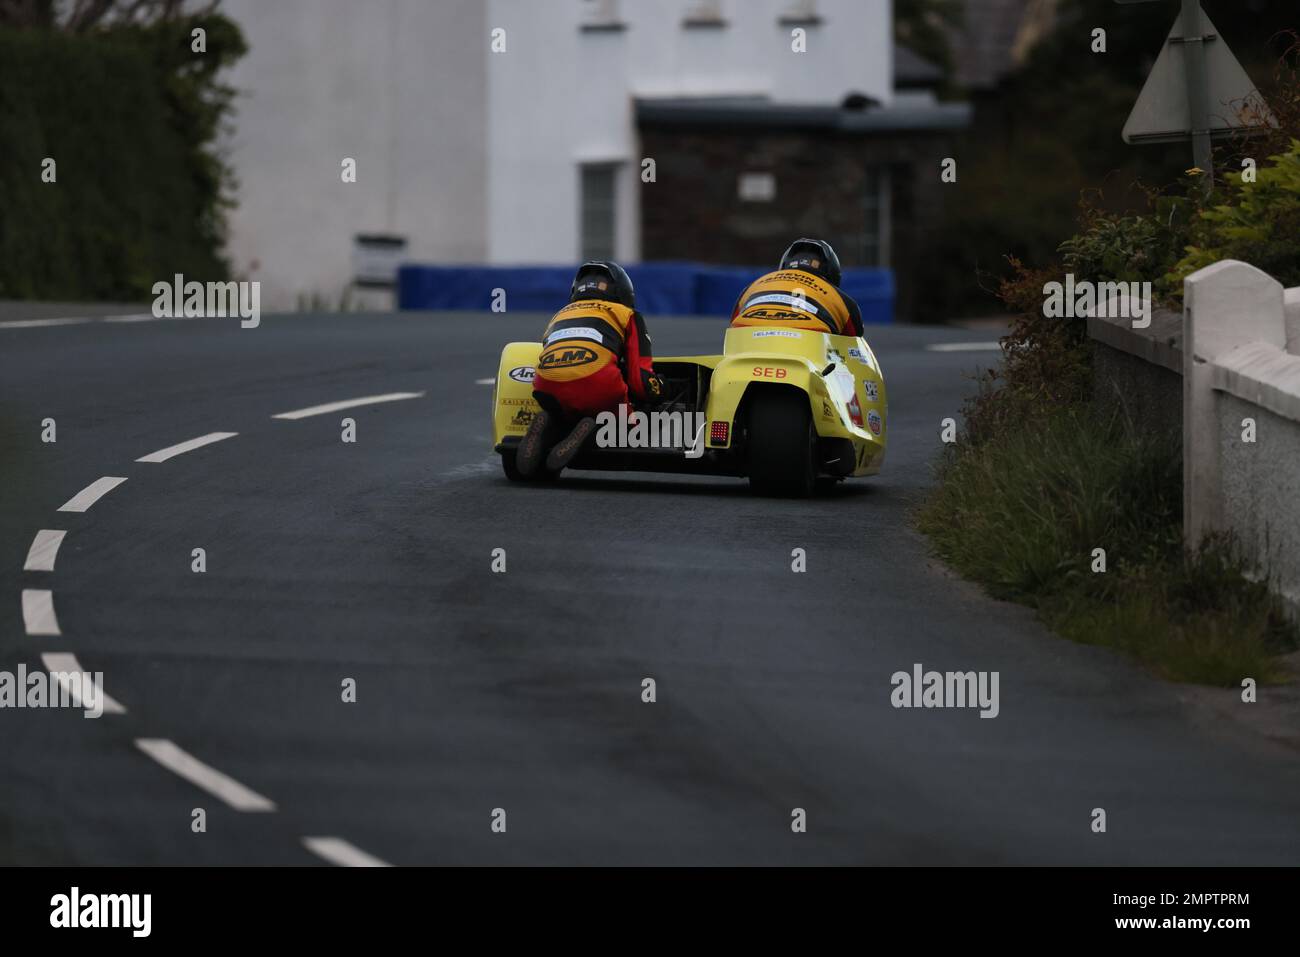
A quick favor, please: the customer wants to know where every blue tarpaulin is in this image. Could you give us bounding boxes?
[398,263,893,324]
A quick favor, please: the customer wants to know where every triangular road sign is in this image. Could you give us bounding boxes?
[1123,8,1276,144]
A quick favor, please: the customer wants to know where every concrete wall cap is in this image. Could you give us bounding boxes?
[1211,341,1300,424]
[1185,259,1286,361]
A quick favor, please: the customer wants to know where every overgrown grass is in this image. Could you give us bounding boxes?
[918,407,1298,685]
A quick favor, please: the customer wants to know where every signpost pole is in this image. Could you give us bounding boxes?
[1180,0,1214,194]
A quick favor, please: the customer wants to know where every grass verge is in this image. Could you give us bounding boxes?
[917,405,1298,685]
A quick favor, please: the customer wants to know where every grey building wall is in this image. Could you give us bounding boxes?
[220,0,488,309]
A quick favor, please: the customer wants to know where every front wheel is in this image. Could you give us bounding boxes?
[746,390,816,497]
[501,450,526,482]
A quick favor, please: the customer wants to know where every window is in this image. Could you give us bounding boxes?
[683,0,725,27]
[861,164,891,268]
[779,0,821,26]
[580,164,618,261]
[581,0,624,31]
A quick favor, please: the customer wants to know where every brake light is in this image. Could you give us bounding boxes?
[710,421,730,445]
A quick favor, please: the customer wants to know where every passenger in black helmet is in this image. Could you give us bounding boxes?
[515,261,662,476]
[730,238,864,337]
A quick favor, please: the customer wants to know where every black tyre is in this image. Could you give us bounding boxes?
[746,390,817,497]
[501,450,526,482]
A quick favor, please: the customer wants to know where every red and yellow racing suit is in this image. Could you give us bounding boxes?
[533,299,660,419]
[730,269,863,336]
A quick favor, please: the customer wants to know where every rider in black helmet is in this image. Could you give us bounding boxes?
[516,261,661,476]
[731,238,864,337]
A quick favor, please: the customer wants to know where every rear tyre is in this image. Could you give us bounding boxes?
[746,390,817,497]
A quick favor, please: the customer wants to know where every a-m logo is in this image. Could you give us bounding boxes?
[540,346,598,369]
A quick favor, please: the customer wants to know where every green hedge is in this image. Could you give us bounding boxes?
[0,18,245,300]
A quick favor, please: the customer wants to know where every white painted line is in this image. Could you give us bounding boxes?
[23,529,67,572]
[102,313,165,324]
[271,391,425,420]
[136,431,238,463]
[58,476,127,513]
[41,653,126,715]
[21,589,60,636]
[135,739,276,812]
[302,837,392,867]
[0,317,96,329]
[474,377,494,385]
[926,341,1004,353]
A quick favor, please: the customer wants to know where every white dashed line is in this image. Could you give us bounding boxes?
[21,589,60,635]
[0,317,96,329]
[41,653,126,715]
[302,837,392,867]
[135,739,276,812]
[58,476,128,513]
[474,377,494,385]
[0,313,200,330]
[101,313,165,324]
[271,392,426,420]
[926,341,1003,352]
[136,431,238,463]
[23,529,67,572]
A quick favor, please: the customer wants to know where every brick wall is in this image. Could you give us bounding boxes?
[637,123,958,321]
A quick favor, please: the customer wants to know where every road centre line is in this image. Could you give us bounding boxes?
[21,589,60,636]
[24,530,67,572]
[926,341,1003,352]
[271,392,426,420]
[136,432,238,463]
[0,317,96,329]
[58,476,128,513]
[302,837,392,867]
[40,653,126,715]
[135,739,276,812]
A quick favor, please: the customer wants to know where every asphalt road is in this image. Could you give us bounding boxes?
[2,310,1299,865]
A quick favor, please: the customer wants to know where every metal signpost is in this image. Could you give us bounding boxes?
[1118,0,1277,195]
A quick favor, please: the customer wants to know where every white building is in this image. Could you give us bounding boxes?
[220,0,895,309]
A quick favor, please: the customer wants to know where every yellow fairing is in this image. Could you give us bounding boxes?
[698,326,887,476]
[492,341,543,447]
[493,324,887,479]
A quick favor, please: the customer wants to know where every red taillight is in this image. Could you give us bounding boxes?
[710,421,730,445]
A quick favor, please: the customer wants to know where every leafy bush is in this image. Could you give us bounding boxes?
[0,15,246,300]
[1058,193,1196,291]
[956,260,1093,448]
[917,25,1300,685]
[1165,139,1300,293]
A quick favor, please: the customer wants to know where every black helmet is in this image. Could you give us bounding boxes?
[779,239,841,287]
[570,261,635,309]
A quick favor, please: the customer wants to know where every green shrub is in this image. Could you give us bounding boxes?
[1058,193,1196,292]
[956,260,1093,448]
[1165,139,1300,295]
[0,16,246,300]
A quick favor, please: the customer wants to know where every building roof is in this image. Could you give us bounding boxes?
[894,44,945,90]
[634,97,971,133]
[947,0,1058,90]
